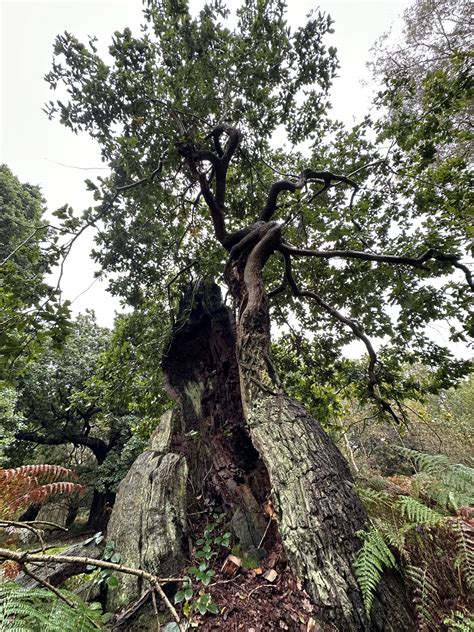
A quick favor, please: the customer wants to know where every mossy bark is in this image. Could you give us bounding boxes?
[106,410,188,611]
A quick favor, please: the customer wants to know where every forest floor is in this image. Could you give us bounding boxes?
[187,545,327,632]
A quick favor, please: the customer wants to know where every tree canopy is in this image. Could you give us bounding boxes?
[41,0,472,420]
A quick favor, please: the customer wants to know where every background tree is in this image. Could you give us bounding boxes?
[1,313,145,529]
[370,0,472,260]
[0,165,71,382]
[33,0,473,629]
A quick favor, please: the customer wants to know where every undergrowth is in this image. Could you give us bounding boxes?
[0,582,109,631]
[355,447,474,630]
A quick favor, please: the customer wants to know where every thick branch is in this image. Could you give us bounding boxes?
[177,125,242,249]
[244,223,282,315]
[261,170,359,222]
[280,245,473,290]
[176,142,228,246]
[206,123,241,168]
[15,431,109,463]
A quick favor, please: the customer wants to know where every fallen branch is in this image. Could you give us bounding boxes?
[0,547,185,630]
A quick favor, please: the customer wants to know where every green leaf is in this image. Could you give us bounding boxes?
[106,575,119,588]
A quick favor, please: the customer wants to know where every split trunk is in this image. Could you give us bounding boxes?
[109,227,414,630]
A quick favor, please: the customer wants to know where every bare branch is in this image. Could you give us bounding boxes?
[0,547,184,630]
[279,244,474,290]
[15,431,109,463]
[281,250,400,423]
[0,521,46,550]
[115,155,167,192]
[1,227,48,267]
[176,125,242,249]
[205,123,241,168]
[21,564,79,612]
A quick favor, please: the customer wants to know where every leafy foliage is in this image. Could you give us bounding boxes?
[40,0,473,421]
[0,165,71,383]
[443,610,474,631]
[397,496,443,525]
[394,445,474,510]
[1,313,151,527]
[405,564,444,631]
[175,517,231,620]
[0,582,107,631]
[355,448,474,626]
[353,527,398,615]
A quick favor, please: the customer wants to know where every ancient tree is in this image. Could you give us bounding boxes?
[42,1,472,629]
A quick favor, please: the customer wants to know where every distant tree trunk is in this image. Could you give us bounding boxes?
[18,503,41,522]
[87,489,115,531]
[161,270,415,631]
[65,504,79,528]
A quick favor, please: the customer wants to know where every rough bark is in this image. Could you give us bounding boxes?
[223,225,415,631]
[106,410,188,611]
[107,279,414,630]
[162,281,271,555]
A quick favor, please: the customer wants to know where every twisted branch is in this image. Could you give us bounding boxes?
[279,249,400,422]
[260,169,359,222]
[279,244,473,290]
[176,124,242,248]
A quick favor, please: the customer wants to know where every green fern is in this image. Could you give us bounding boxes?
[0,582,105,631]
[354,527,398,615]
[454,519,474,591]
[356,486,391,509]
[444,611,474,631]
[395,447,474,512]
[395,446,451,475]
[397,496,444,525]
[374,518,408,551]
[405,565,442,631]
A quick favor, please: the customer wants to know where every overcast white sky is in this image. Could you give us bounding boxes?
[1,0,413,329]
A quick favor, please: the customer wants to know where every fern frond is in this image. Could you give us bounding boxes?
[374,518,408,552]
[0,582,104,631]
[405,565,442,631]
[397,496,444,525]
[394,447,451,475]
[0,464,74,483]
[0,464,84,520]
[453,519,474,591]
[354,527,398,615]
[356,487,391,509]
[395,448,474,499]
[19,481,85,506]
[443,610,474,631]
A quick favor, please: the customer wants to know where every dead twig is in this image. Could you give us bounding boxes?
[0,547,184,631]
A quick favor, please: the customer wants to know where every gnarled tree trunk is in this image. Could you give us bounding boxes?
[220,222,414,630]
[107,277,414,630]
